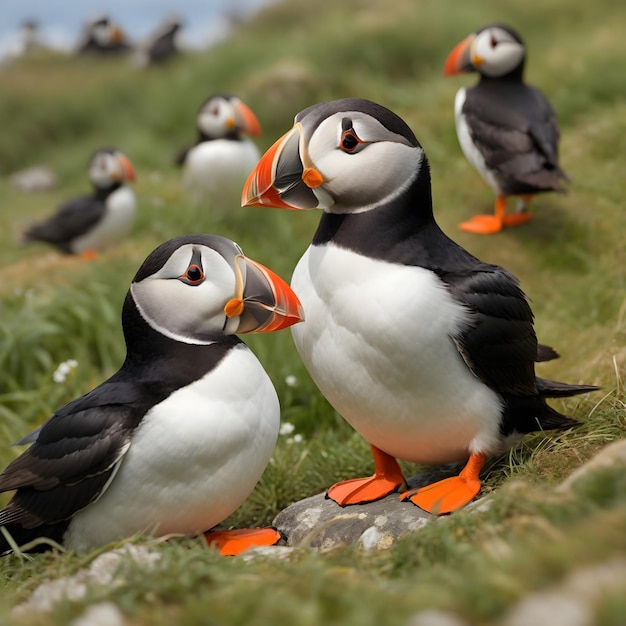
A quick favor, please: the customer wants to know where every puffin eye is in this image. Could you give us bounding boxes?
[340,129,361,153]
[179,264,205,286]
[490,35,498,48]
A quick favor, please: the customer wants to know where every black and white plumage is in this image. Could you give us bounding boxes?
[444,24,569,234]
[176,94,261,203]
[76,16,130,55]
[0,234,303,554]
[242,97,596,514]
[133,16,182,67]
[22,148,137,256]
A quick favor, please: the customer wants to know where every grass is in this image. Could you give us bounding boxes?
[0,0,625,623]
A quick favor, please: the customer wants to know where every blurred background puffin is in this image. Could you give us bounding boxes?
[175,94,261,205]
[444,23,569,234]
[22,148,137,258]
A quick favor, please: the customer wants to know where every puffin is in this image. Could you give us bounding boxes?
[242,97,597,514]
[0,234,303,556]
[76,16,130,55]
[22,148,137,258]
[135,16,182,67]
[175,94,261,203]
[443,24,569,234]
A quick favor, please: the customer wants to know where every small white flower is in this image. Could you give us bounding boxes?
[285,375,298,387]
[286,434,303,445]
[52,359,78,384]
[279,422,295,436]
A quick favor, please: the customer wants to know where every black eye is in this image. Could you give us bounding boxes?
[490,35,497,48]
[180,264,205,285]
[340,129,360,153]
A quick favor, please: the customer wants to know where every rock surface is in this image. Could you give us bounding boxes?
[274,464,465,550]
[10,165,57,192]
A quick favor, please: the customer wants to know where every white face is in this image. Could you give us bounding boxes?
[471,26,525,77]
[304,111,423,213]
[88,151,122,188]
[197,96,237,138]
[130,244,240,344]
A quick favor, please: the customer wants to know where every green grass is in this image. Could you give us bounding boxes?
[1,0,626,622]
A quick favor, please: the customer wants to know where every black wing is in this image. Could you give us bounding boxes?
[463,82,568,193]
[0,381,150,529]
[443,264,539,396]
[23,195,106,250]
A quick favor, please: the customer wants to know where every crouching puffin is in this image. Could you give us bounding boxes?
[0,234,303,556]
[22,148,137,258]
[444,24,569,234]
[242,98,597,515]
[175,94,261,203]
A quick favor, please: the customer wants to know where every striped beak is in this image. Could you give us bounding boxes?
[241,124,322,210]
[443,34,477,75]
[114,152,137,183]
[232,99,261,137]
[225,255,304,333]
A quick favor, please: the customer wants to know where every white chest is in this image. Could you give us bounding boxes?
[71,186,137,253]
[65,346,280,551]
[183,139,260,201]
[454,88,502,194]
[291,244,503,464]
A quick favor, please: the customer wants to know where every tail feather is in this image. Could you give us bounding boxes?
[536,377,600,398]
[536,344,559,362]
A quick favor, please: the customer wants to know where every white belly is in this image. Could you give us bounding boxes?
[65,346,280,551]
[455,88,502,195]
[183,140,260,203]
[71,186,136,253]
[291,244,503,465]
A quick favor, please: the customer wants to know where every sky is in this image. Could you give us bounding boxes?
[0,0,274,58]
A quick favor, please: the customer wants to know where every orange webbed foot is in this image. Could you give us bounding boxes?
[327,474,405,506]
[458,214,503,235]
[204,527,282,556]
[326,445,406,506]
[400,453,486,515]
[502,212,532,227]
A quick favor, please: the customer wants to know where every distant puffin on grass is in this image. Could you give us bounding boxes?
[22,148,137,258]
[444,24,569,234]
[175,94,261,204]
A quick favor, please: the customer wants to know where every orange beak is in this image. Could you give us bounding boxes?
[233,100,261,137]
[242,125,321,211]
[443,34,475,76]
[228,255,304,333]
[115,153,137,182]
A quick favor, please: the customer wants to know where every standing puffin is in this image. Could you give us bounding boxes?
[444,24,569,234]
[76,16,130,55]
[0,234,303,556]
[22,148,137,258]
[176,94,261,203]
[135,16,182,67]
[242,98,596,514]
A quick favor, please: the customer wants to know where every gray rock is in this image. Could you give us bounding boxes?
[500,593,593,626]
[274,465,465,550]
[10,165,57,192]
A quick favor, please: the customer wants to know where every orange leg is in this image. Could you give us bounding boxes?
[458,196,508,234]
[204,527,282,556]
[400,453,486,515]
[326,445,406,506]
[504,193,533,226]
